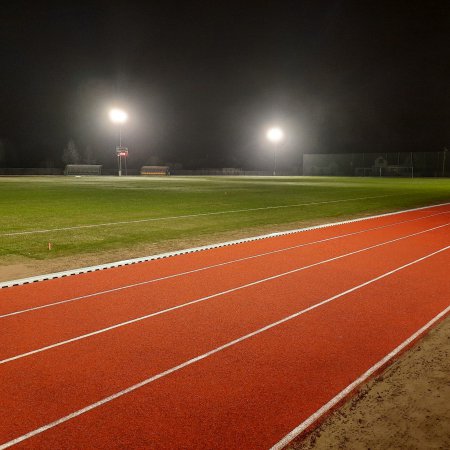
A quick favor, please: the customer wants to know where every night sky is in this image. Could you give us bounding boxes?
[1,1,449,169]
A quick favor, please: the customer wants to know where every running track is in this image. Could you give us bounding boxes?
[1,204,449,449]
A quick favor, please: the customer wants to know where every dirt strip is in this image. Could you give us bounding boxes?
[287,315,450,450]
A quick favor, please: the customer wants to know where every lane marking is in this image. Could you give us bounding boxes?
[1,209,449,319]
[270,304,450,449]
[2,202,448,290]
[1,222,448,365]
[0,194,401,237]
[1,246,448,450]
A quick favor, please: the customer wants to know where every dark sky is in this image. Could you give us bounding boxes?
[1,1,449,169]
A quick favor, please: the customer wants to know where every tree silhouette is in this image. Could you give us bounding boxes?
[62,139,80,165]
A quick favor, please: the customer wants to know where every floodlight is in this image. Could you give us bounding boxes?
[266,127,284,143]
[109,108,128,124]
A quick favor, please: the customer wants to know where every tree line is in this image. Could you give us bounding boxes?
[62,139,97,165]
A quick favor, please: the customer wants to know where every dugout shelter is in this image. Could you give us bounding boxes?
[140,166,170,176]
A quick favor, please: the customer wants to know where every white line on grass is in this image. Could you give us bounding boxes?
[1,209,449,319]
[0,194,401,236]
[1,245,448,450]
[1,222,448,366]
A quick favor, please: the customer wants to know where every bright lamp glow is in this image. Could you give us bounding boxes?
[109,108,128,124]
[266,127,284,143]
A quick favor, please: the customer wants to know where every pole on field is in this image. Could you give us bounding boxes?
[266,127,284,176]
[273,142,278,176]
[109,108,128,177]
[443,147,448,177]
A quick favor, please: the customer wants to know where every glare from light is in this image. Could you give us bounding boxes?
[266,127,284,143]
[109,108,128,124]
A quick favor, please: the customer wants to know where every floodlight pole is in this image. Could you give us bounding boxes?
[266,127,284,176]
[109,108,128,177]
[273,143,278,176]
[443,147,448,177]
[118,125,123,177]
[117,126,122,177]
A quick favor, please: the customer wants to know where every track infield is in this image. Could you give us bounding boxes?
[0,203,449,449]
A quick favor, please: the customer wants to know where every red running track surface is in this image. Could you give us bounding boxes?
[0,204,449,449]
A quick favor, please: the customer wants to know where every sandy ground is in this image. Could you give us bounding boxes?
[288,316,450,450]
[1,223,448,449]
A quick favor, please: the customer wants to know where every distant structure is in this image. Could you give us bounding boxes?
[64,164,102,176]
[221,168,243,175]
[116,147,128,176]
[356,155,413,177]
[140,166,170,176]
[302,152,436,177]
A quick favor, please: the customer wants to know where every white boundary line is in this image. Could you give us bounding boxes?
[0,194,399,237]
[2,209,448,319]
[270,304,450,450]
[1,202,449,289]
[1,222,448,365]
[1,246,448,450]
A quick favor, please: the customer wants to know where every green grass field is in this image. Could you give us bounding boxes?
[1,176,449,266]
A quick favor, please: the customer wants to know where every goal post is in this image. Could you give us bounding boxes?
[64,165,102,176]
[384,165,413,177]
[355,166,413,177]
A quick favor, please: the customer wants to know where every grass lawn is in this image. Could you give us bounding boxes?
[1,176,449,265]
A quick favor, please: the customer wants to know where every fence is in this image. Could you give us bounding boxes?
[0,168,63,176]
[1,152,448,178]
[303,152,448,177]
[171,169,297,176]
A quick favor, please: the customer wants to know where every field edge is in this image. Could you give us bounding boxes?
[2,202,448,289]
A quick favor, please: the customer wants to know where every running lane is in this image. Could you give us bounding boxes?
[0,205,449,449]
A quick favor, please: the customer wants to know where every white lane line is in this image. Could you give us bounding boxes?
[0,194,401,236]
[1,246,448,450]
[1,222,448,366]
[270,303,450,450]
[3,202,449,289]
[2,209,449,319]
